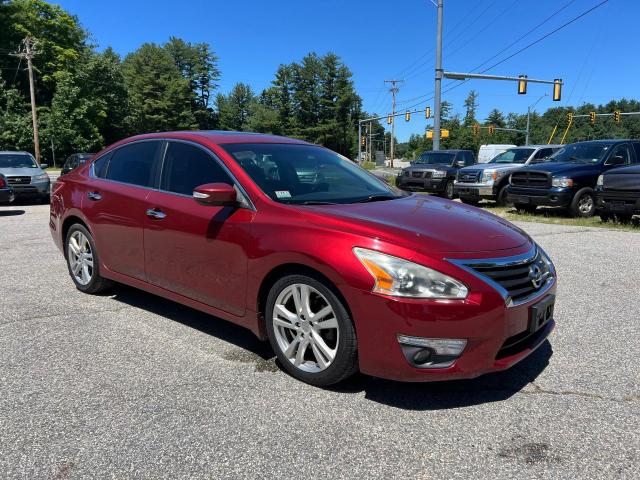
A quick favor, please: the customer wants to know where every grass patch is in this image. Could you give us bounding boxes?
[482,203,640,231]
[361,161,376,171]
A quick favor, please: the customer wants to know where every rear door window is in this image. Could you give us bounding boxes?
[106,141,162,187]
[93,154,110,178]
[608,144,632,165]
[160,141,232,196]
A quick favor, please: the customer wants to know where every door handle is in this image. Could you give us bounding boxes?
[87,191,102,201]
[146,208,166,220]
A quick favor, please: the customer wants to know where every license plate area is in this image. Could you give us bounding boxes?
[529,294,555,333]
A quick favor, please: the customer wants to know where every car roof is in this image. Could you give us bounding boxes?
[0,151,33,155]
[424,149,470,153]
[121,131,312,146]
[508,145,563,149]
[570,139,632,145]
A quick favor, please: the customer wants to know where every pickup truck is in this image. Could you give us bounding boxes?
[596,164,640,223]
[396,149,476,199]
[506,140,640,217]
[455,145,562,205]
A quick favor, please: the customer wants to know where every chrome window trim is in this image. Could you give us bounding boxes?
[447,244,556,307]
[89,138,256,211]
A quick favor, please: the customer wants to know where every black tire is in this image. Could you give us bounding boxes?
[443,180,455,199]
[65,224,112,294]
[40,194,50,205]
[265,274,358,386]
[515,203,537,214]
[460,196,480,206]
[615,214,634,224]
[496,185,511,207]
[599,213,611,223]
[569,188,596,218]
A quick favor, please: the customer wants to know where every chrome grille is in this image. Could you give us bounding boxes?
[451,247,554,305]
[7,176,31,185]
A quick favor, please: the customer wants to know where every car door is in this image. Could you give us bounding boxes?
[82,140,163,281]
[143,140,254,316]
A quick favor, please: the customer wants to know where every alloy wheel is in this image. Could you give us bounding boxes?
[68,231,94,285]
[578,194,594,215]
[272,283,339,373]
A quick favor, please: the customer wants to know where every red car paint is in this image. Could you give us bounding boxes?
[50,131,555,382]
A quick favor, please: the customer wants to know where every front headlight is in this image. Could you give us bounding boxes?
[551,177,573,188]
[596,174,604,187]
[431,170,446,178]
[33,173,49,182]
[537,244,556,277]
[353,247,468,299]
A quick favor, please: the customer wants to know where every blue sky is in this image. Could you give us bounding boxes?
[55,0,635,142]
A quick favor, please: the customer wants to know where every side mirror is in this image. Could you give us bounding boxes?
[40,163,48,169]
[606,155,625,166]
[455,160,465,167]
[193,183,237,206]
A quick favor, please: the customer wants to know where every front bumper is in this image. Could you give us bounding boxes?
[0,188,15,204]
[454,181,496,199]
[596,191,640,216]
[10,179,50,197]
[507,186,573,207]
[346,250,557,382]
[397,176,447,193]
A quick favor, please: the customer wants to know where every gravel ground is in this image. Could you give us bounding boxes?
[0,203,638,479]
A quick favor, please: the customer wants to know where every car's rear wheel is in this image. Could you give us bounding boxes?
[570,188,595,217]
[265,274,357,386]
[65,224,112,294]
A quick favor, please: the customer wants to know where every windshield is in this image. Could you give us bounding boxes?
[0,154,38,168]
[545,143,610,164]
[415,152,455,165]
[490,148,534,164]
[222,143,404,205]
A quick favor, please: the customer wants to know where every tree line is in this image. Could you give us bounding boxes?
[0,0,363,163]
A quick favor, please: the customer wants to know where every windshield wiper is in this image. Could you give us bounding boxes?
[298,200,339,205]
[353,194,400,203]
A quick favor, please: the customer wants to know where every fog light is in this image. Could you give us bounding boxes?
[397,335,467,369]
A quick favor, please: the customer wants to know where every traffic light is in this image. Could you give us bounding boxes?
[553,79,562,101]
[488,125,495,135]
[360,135,366,147]
[405,111,411,122]
[566,112,573,124]
[425,107,431,119]
[426,130,433,139]
[589,111,596,124]
[472,124,480,136]
[614,110,621,123]
[518,75,527,95]
[387,115,393,125]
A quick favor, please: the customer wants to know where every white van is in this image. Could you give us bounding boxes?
[477,144,517,163]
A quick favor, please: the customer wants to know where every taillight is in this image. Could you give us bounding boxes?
[0,176,6,189]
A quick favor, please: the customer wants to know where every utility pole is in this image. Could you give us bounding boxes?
[384,79,403,167]
[11,37,41,163]
[433,0,444,151]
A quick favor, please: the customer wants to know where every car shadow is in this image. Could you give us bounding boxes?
[0,209,25,216]
[107,284,552,410]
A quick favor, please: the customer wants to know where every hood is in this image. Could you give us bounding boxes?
[603,165,640,190]
[0,167,44,177]
[605,165,640,175]
[519,161,599,175]
[305,195,529,254]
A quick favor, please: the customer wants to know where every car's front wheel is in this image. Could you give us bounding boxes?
[65,224,112,294]
[570,188,595,217]
[265,274,358,386]
[443,180,455,199]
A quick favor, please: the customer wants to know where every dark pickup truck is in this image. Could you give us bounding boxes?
[396,149,476,199]
[596,164,640,223]
[506,140,640,217]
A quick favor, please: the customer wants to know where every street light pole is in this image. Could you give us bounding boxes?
[433,0,444,151]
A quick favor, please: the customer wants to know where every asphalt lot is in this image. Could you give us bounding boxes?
[0,203,638,479]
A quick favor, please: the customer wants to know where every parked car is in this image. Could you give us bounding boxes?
[50,131,556,386]
[0,151,50,203]
[61,153,95,175]
[396,149,476,199]
[0,173,15,204]
[506,140,640,217]
[455,145,563,205]
[596,164,640,223]
[477,144,517,163]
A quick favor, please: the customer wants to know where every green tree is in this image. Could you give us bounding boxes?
[463,90,479,126]
[217,82,255,131]
[122,43,196,133]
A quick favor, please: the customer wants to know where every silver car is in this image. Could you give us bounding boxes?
[0,151,51,203]
[454,145,563,205]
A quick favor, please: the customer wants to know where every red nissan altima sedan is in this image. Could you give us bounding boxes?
[50,131,556,386]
